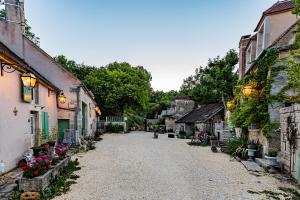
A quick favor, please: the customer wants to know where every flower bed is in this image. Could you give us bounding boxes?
[19,156,71,192]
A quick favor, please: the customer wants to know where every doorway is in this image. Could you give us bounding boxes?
[30,112,39,147]
[58,119,70,142]
[82,103,87,136]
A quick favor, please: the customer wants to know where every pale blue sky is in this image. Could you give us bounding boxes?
[25,0,277,91]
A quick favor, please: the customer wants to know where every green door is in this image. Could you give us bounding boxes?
[41,112,49,139]
[58,119,70,142]
[82,103,87,136]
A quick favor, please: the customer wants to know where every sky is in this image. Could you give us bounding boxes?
[25,0,278,92]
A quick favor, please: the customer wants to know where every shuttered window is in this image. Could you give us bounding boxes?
[41,112,49,137]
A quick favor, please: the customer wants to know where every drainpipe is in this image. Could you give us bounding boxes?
[74,85,81,133]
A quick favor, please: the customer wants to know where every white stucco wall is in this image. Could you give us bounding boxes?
[0,70,57,173]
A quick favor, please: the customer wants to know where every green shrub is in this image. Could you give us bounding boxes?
[224,136,248,159]
[178,131,186,139]
[267,148,278,157]
[105,123,124,133]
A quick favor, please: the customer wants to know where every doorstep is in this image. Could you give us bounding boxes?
[241,160,264,173]
[255,158,268,169]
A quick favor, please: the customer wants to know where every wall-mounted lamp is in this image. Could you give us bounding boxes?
[95,106,101,115]
[58,92,66,104]
[21,73,37,88]
[243,84,258,97]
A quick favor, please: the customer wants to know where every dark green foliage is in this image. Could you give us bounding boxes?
[146,90,179,119]
[0,9,6,18]
[56,55,152,128]
[224,136,248,159]
[267,148,278,157]
[231,49,280,140]
[180,49,238,106]
[105,123,124,133]
[84,62,152,116]
[55,55,95,81]
[178,131,186,139]
[247,187,300,200]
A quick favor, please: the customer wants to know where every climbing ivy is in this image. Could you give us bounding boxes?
[231,49,280,140]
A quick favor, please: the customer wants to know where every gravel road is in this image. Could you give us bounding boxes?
[54,131,294,200]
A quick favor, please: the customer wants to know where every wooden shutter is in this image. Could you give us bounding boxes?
[42,112,49,136]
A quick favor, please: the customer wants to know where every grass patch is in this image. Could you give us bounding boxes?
[9,159,81,200]
[247,187,300,200]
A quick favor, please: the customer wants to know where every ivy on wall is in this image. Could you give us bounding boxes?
[231,49,280,140]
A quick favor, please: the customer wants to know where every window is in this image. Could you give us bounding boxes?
[256,23,264,57]
[245,44,252,72]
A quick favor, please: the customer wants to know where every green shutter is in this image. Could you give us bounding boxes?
[42,112,49,137]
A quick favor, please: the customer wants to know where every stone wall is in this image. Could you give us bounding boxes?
[279,104,300,181]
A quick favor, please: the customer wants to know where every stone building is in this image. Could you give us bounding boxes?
[238,0,298,155]
[175,103,224,138]
[278,105,300,182]
[159,96,195,133]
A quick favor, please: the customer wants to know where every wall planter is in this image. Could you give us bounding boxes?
[265,156,277,167]
[19,156,71,192]
[247,149,256,161]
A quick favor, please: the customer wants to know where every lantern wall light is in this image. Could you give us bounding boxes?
[21,73,37,88]
[95,106,101,115]
[226,100,236,110]
[58,92,67,104]
[243,84,258,97]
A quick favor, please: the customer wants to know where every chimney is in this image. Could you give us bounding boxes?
[238,35,251,79]
[5,0,25,33]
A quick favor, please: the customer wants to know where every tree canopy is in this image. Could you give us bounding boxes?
[180,49,239,106]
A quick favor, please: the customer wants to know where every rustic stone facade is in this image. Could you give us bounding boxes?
[279,104,300,182]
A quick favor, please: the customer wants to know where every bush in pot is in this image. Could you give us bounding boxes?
[265,148,278,167]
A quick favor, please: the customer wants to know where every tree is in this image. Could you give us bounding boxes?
[84,62,152,116]
[55,55,95,81]
[180,49,239,107]
[146,90,179,118]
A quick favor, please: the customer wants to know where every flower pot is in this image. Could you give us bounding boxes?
[247,149,256,161]
[31,147,43,157]
[247,144,256,150]
[265,156,277,167]
[48,141,56,147]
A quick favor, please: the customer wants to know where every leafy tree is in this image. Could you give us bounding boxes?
[146,90,179,118]
[55,55,95,81]
[180,49,238,107]
[83,62,152,116]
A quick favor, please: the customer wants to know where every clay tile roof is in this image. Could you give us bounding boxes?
[255,1,294,31]
[176,103,224,124]
[263,0,294,15]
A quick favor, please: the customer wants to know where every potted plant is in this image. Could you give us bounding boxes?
[265,148,278,167]
[48,132,57,147]
[246,142,257,161]
[31,146,43,157]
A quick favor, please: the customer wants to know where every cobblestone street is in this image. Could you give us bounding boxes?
[54,132,294,200]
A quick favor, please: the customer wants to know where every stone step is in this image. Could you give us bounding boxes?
[0,183,17,199]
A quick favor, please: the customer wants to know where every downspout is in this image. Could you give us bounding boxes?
[74,85,81,133]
